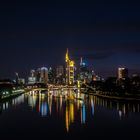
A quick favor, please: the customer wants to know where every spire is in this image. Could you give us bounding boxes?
[67,48,69,54]
[65,48,69,62]
[80,57,83,66]
[80,57,83,64]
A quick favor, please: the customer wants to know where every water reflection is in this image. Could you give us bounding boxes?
[94,96,140,120]
[0,90,140,132]
[0,94,24,113]
[27,90,90,131]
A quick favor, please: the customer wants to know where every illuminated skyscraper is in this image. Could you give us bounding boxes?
[40,67,48,84]
[28,70,36,84]
[78,58,93,83]
[15,72,19,84]
[56,65,65,84]
[48,67,55,84]
[28,67,48,84]
[30,70,36,77]
[118,68,128,80]
[56,65,64,77]
[65,49,75,85]
[35,67,48,84]
[36,68,41,83]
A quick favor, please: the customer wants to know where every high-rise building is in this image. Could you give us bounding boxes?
[15,72,19,84]
[65,49,75,85]
[28,69,36,84]
[56,65,65,84]
[118,68,128,80]
[80,57,86,67]
[78,58,93,83]
[28,67,48,84]
[36,68,41,83]
[56,65,64,77]
[48,67,55,84]
[30,70,36,77]
[18,78,25,85]
[40,67,48,84]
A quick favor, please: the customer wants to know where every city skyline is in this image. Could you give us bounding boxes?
[0,48,140,79]
[0,1,140,140]
[0,0,140,78]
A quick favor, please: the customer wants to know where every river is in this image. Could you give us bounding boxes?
[0,90,140,140]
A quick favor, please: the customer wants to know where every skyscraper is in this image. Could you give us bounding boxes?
[48,67,55,84]
[78,58,93,83]
[28,69,36,84]
[40,67,48,84]
[35,67,48,84]
[65,49,75,85]
[15,72,19,84]
[56,65,64,77]
[118,68,128,80]
[56,65,65,84]
[28,67,48,85]
[30,70,36,77]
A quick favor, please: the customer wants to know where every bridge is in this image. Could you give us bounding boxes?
[25,81,96,100]
[26,84,88,100]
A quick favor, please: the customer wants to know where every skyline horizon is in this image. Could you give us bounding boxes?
[0,0,140,79]
[0,1,140,140]
[0,51,139,80]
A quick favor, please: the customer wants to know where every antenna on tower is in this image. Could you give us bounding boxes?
[65,48,69,62]
[67,48,69,54]
[80,57,83,66]
[81,57,83,63]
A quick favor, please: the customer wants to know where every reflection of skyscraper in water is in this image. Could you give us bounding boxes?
[65,101,75,132]
[94,96,140,120]
[12,94,25,106]
[81,103,86,124]
[91,99,95,116]
[48,96,52,116]
[2,102,9,111]
[118,104,126,120]
[0,94,24,113]
[28,92,47,117]
[28,93,37,109]
[119,110,122,120]
[37,94,49,117]
[59,97,63,113]
[40,102,48,117]
[65,106,69,132]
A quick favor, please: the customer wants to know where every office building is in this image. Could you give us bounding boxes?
[118,68,128,80]
[65,49,75,85]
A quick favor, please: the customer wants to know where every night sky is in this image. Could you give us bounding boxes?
[0,0,140,79]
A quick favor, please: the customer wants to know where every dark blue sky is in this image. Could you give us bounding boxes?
[0,0,140,79]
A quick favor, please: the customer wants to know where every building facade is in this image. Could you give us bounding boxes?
[28,67,48,85]
[118,68,128,80]
[65,49,75,85]
[78,57,93,84]
[40,67,48,84]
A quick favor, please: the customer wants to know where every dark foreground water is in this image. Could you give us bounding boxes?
[0,91,140,140]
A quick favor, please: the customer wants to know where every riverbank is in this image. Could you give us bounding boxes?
[0,89,25,101]
[92,93,140,101]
